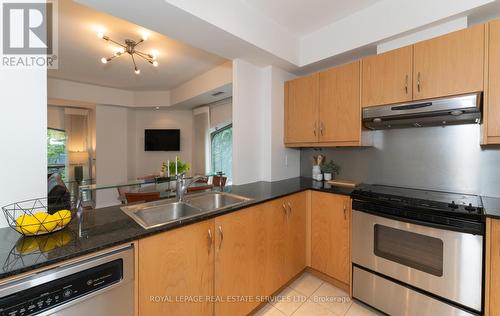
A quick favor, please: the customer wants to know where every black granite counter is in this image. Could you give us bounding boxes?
[482,196,500,220]
[0,177,355,280]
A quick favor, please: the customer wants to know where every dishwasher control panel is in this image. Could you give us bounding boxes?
[0,259,123,316]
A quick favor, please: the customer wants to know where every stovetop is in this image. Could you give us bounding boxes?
[352,184,484,216]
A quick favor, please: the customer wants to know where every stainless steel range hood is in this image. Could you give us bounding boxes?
[362,93,482,130]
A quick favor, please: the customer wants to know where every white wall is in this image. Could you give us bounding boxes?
[47,106,65,129]
[95,105,129,208]
[128,109,194,179]
[170,61,232,106]
[0,68,47,228]
[48,78,171,108]
[268,66,300,181]
[232,59,265,185]
[232,60,301,185]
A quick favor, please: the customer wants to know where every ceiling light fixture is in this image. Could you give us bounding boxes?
[98,32,159,75]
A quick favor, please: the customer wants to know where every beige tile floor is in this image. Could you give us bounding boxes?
[254,272,384,316]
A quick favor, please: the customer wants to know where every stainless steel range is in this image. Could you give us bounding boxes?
[351,185,484,316]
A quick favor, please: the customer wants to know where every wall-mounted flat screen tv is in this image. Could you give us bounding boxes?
[144,129,180,151]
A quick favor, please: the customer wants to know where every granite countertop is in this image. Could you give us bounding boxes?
[0,177,355,280]
[482,196,500,219]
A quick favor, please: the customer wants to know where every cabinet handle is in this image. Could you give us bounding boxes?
[405,75,408,94]
[218,226,224,250]
[343,204,347,220]
[417,72,421,93]
[320,122,324,136]
[208,229,213,252]
[287,202,292,216]
[313,122,317,136]
[282,203,288,216]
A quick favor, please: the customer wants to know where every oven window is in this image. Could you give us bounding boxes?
[374,224,444,277]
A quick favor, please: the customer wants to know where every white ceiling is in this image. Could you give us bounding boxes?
[48,0,227,91]
[243,0,381,36]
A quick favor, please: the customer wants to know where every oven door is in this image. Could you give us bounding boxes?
[352,210,483,312]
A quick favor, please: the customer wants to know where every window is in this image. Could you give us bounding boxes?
[211,124,232,181]
[47,128,68,180]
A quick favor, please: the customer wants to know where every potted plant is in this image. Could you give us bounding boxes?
[321,160,340,181]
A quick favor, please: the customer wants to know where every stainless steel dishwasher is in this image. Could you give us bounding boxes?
[0,244,134,316]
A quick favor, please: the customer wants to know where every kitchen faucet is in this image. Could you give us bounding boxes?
[175,173,207,202]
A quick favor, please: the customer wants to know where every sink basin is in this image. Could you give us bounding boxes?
[121,199,202,229]
[186,192,252,211]
[121,192,252,229]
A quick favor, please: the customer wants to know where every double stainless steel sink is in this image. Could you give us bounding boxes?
[120,191,252,229]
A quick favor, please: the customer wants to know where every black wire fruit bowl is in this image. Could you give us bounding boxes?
[2,198,73,236]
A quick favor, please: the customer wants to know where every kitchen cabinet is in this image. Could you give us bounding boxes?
[362,46,413,107]
[284,73,319,144]
[319,61,361,145]
[311,191,351,287]
[486,218,500,316]
[214,193,306,316]
[413,24,484,100]
[484,20,500,144]
[138,220,214,316]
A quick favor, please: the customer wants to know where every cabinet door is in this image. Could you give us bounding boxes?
[362,46,413,107]
[319,61,361,144]
[285,192,307,280]
[285,73,319,144]
[214,205,270,316]
[487,219,500,315]
[413,24,484,100]
[311,192,351,285]
[138,220,214,316]
[486,20,500,144]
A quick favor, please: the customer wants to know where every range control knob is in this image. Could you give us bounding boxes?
[448,201,459,209]
[63,289,72,298]
[465,203,476,212]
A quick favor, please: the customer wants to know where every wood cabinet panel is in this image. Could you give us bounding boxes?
[319,61,361,144]
[362,46,413,107]
[486,20,500,143]
[138,220,214,316]
[286,192,307,279]
[311,192,351,285]
[285,73,319,144]
[413,24,484,100]
[214,205,268,316]
[486,218,500,315]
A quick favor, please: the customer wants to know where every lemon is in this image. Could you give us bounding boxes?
[39,214,58,233]
[54,210,72,228]
[15,214,41,235]
[15,237,39,254]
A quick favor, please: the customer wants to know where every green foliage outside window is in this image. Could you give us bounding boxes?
[211,125,232,181]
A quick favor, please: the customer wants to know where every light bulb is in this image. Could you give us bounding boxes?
[97,31,104,39]
[101,57,108,64]
[152,60,158,67]
[134,68,141,75]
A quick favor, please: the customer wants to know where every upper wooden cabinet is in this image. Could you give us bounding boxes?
[485,20,500,144]
[285,62,364,147]
[362,46,413,107]
[413,24,485,100]
[319,61,361,145]
[284,73,319,144]
[311,192,351,288]
[138,220,215,316]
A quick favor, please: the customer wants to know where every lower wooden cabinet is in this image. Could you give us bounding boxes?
[311,191,351,287]
[486,218,500,315]
[214,192,307,316]
[136,191,344,316]
[138,219,214,316]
